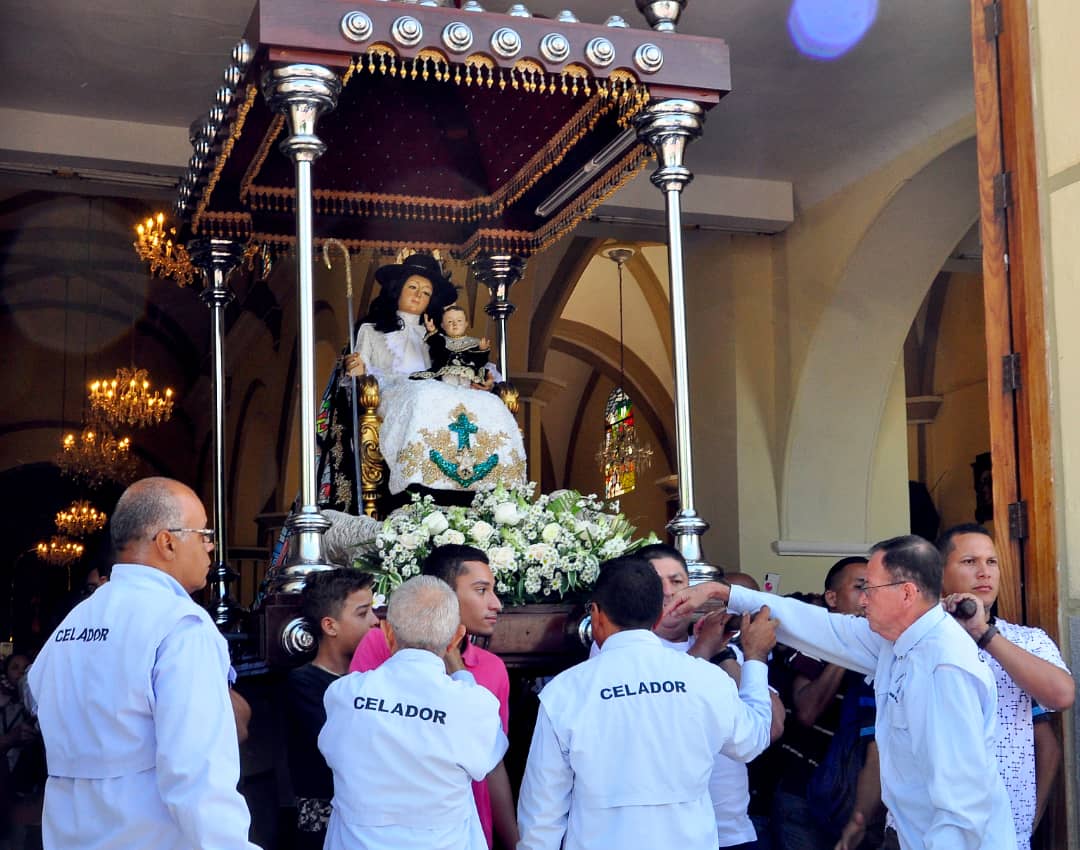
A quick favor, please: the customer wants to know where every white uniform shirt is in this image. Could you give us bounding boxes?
[728,586,1018,850]
[27,563,256,850]
[987,618,1069,850]
[517,628,771,850]
[319,648,507,850]
[588,633,756,846]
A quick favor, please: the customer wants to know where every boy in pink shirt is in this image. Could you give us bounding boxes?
[351,545,517,848]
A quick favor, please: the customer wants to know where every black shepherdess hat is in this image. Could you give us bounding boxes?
[374,253,456,303]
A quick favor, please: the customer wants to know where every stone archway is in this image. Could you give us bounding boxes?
[780,138,980,545]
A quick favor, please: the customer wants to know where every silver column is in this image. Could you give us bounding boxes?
[471,254,526,381]
[263,64,343,590]
[188,237,243,626]
[634,99,715,582]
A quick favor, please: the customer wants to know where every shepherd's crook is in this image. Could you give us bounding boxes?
[323,239,363,512]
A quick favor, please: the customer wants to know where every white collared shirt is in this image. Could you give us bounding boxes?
[517,628,771,850]
[987,618,1069,850]
[355,313,430,380]
[728,586,1018,850]
[27,563,257,850]
[319,648,507,850]
[587,633,756,846]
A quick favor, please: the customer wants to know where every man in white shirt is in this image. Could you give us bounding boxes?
[516,555,776,850]
[28,477,258,850]
[589,546,782,849]
[319,575,507,850]
[666,535,1018,850]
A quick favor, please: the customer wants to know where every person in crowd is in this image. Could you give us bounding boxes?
[938,523,1074,850]
[350,544,517,849]
[84,563,110,594]
[763,557,883,849]
[27,477,258,850]
[284,568,379,849]
[516,556,776,850]
[667,535,1018,850]
[319,575,507,850]
[595,546,782,850]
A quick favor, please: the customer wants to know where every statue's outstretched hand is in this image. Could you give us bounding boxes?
[478,337,490,352]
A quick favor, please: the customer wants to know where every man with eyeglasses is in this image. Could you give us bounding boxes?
[666,535,1017,850]
[28,477,259,850]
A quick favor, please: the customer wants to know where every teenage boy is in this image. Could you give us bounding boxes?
[284,568,379,849]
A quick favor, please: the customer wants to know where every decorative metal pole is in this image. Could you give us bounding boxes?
[635,98,715,582]
[471,254,526,382]
[188,237,244,626]
[263,64,343,590]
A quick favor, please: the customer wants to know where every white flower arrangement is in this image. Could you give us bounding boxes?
[358,482,658,605]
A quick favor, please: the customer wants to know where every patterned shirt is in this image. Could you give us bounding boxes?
[983,618,1069,850]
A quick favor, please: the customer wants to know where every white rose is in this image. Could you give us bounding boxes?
[436,529,466,546]
[541,522,562,544]
[422,511,449,536]
[488,546,517,571]
[398,531,423,550]
[493,502,522,526]
[469,520,495,544]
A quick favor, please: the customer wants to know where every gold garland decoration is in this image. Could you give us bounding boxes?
[192,83,259,234]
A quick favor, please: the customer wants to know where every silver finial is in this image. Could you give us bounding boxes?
[605,15,630,28]
[215,86,234,109]
[223,65,243,88]
[508,3,531,16]
[462,0,485,11]
[442,21,474,53]
[634,42,664,73]
[556,10,579,23]
[340,10,374,42]
[540,32,570,63]
[231,40,253,73]
[491,26,522,58]
[391,15,424,46]
[585,36,615,67]
[635,0,687,33]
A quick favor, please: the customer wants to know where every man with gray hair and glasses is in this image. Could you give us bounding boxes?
[28,476,258,850]
[666,535,1017,850]
[319,575,508,850]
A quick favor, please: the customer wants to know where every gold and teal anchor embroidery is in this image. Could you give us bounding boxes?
[430,411,499,487]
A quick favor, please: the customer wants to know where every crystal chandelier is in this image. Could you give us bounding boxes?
[36,536,85,567]
[595,245,654,498]
[57,426,135,488]
[89,367,175,429]
[133,212,196,286]
[55,500,108,538]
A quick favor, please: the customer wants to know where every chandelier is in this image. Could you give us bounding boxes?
[36,536,85,567]
[89,367,175,428]
[595,245,654,498]
[133,212,196,286]
[55,500,108,538]
[57,425,135,488]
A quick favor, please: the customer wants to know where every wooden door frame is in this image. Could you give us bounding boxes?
[970,0,1058,638]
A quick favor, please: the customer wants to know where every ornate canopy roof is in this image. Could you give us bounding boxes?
[178,0,730,259]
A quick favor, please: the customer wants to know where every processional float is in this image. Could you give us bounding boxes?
[165,0,731,659]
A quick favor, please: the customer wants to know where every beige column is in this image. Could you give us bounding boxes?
[512,373,568,485]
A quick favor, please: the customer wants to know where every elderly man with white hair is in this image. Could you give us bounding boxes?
[318,575,508,850]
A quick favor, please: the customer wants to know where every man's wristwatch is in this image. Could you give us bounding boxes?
[976,623,998,650]
[710,647,737,665]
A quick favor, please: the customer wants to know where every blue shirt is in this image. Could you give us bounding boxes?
[728,586,1017,850]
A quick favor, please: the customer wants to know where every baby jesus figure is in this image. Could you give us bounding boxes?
[410,305,494,390]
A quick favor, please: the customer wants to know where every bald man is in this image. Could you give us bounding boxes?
[29,477,258,850]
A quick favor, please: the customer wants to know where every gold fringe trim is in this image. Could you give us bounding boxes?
[239,114,285,204]
[192,84,259,234]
